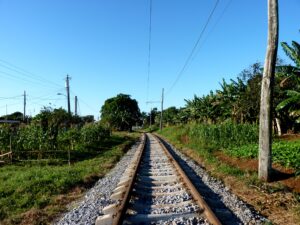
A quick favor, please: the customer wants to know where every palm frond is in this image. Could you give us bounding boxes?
[289,109,300,117]
[281,42,299,66]
[291,41,300,66]
[286,90,300,97]
[276,95,300,111]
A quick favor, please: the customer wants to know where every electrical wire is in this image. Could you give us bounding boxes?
[166,0,220,95]
[70,90,99,114]
[28,88,65,101]
[77,101,81,116]
[146,0,153,101]
[77,97,99,114]
[192,0,233,61]
[0,95,23,100]
[0,69,61,90]
[0,59,63,88]
[0,102,21,109]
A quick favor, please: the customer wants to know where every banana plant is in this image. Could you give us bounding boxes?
[276,35,300,123]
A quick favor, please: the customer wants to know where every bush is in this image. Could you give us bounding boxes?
[80,123,110,147]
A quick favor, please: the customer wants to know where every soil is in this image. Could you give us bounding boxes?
[277,133,300,141]
[162,133,300,225]
[214,151,300,193]
[180,147,300,225]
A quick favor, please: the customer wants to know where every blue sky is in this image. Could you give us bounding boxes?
[0,0,299,119]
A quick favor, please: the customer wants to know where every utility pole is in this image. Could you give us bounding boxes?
[258,0,279,182]
[66,75,71,115]
[159,88,164,131]
[149,107,152,127]
[23,91,26,122]
[146,100,160,128]
[75,96,78,116]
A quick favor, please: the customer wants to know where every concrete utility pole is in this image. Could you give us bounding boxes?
[149,107,152,127]
[23,91,26,122]
[66,75,71,115]
[146,100,160,127]
[258,0,279,182]
[75,96,78,116]
[159,88,164,131]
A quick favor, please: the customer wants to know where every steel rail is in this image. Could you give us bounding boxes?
[95,133,146,225]
[112,133,146,225]
[153,134,222,225]
[96,133,222,225]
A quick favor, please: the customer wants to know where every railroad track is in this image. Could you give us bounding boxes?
[95,133,221,225]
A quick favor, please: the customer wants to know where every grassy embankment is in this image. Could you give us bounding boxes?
[0,132,140,225]
[157,123,300,225]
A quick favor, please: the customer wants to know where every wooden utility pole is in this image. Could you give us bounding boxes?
[149,107,152,127]
[75,96,78,116]
[66,75,71,115]
[23,91,26,122]
[258,0,279,181]
[159,88,164,131]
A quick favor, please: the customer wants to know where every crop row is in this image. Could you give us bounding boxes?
[0,123,110,159]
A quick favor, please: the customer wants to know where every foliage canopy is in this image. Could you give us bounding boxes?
[100,94,141,131]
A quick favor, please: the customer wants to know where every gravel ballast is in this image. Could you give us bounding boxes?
[160,137,269,225]
[54,141,140,225]
[54,135,268,225]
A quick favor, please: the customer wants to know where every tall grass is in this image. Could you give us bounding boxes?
[159,122,258,150]
[159,123,300,171]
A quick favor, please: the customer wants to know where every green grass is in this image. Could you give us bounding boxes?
[157,125,247,177]
[158,125,300,224]
[159,124,300,171]
[0,132,138,224]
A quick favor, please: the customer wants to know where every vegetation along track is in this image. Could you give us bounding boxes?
[95,133,222,225]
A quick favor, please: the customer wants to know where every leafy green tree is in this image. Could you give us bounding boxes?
[81,115,94,124]
[275,34,300,131]
[238,63,263,123]
[163,107,179,126]
[0,111,24,121]
[100,94,141,131]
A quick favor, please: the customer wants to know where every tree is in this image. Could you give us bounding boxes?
[258,0,279,181]
[0,111,24,121]
[100,94,141,131]
[239,63,263,123]
[275,34,300,132]
[163,107,179,126]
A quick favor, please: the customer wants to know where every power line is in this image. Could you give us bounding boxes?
[0,59,63,88]
[0,102,21,109]
[70,90,99,114]
[192,0,233,61]
[0,69,61,90]
[77,100,81,116]
[0,95,23,100]
[27,88,65,101]
[146,0,153,101]
[166,0,220,95]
